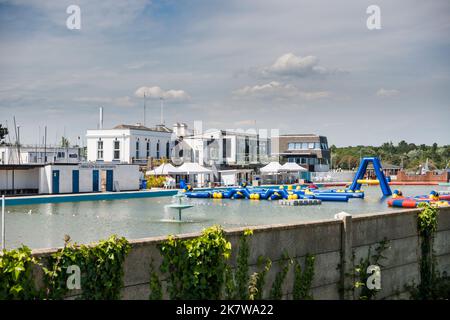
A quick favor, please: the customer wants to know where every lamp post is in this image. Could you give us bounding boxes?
[160,97,164,125]
[2,195,5,250]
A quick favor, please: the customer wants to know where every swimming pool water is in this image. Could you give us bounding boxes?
[3,186,448,249]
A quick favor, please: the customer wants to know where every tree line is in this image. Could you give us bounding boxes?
[330,141,450,171]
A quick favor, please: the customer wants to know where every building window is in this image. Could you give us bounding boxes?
[97,140,103,160]
[136,140,140,159]
[57,152,65,158]
[302,142,308,149]
[114,140,120,160]
[146,141,150,158]
[288,143,295,150]
[308,142,315,149]
[156,140,160,159]
[166,141,170,158]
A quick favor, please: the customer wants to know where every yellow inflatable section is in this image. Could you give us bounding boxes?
[357,179,380,185]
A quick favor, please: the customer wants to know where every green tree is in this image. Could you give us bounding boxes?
[61,136,69,148]
[0,124,8,144]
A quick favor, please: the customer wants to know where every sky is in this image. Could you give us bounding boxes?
[0,0,449,147]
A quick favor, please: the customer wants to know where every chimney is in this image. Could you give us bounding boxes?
[99,107,103,129]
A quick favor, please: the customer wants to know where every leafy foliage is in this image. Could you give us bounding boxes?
[235,229,252,299]
[346,239,390,300]
[60,136,70,148]
[149,259,163,300]
[269,251,293,300]
[408,204,449,299]
[248,272,259,300]
[0,245,40,299]
[293,254,315,300]
[330,141,450,170]
[0,124,8,144]
[159,225,231,299]
[417,203,438,237]
[146,175,166,188]
[44,235,131,300]
[253,256,272,300]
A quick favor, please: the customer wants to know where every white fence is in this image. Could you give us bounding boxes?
[311,170,355,183]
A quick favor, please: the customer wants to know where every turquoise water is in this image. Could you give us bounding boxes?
[2,185,448,250]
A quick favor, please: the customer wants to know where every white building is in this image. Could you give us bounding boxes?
[178,129,271,167]
[86,124,173,164]
[0,163,140,195]
[0,145,80,165]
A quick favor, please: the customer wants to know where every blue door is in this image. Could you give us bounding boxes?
[106,170,113,192]
[52,170,60,194]
[92,170,99,192]
[72,170,79,193]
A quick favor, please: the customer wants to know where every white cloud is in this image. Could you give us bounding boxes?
[134,86,191,101]
[376,88,400,97]
[233,81,330,100]
[258,53,345,78]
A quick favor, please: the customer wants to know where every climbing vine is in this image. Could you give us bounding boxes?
[408,203,449,299]
[248,272,259,300]
[224,229,253,299]
[293,254,315,300]
[235,229,252,299]
[159,225,231,299]
[346,238,390,300]
[253,256,272,300]
[269,251,293,300]
[44,235,131,300]
[0,245,41,300]
[149,259,163,300]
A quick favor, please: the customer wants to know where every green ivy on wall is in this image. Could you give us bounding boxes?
[347,238,390,300]
[44,235,131,300]
[408,203,449,299]
[293,254,315,300]
[0,245,40,300]
[253,256,272,300]
[159,225,231,299]
[149,259,163,300]
[269,250,293,300]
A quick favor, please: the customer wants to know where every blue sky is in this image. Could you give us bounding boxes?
[0,0,449,146]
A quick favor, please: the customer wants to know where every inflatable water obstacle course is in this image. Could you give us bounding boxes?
[184,184,363,202]
[181,157,449,208]
[182,157,394,202]
[387,190,450,208]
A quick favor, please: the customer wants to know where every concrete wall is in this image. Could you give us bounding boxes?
[30,206,450,300]
[397,170,449,183]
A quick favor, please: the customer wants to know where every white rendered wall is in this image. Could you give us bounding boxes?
[86,129,172,163]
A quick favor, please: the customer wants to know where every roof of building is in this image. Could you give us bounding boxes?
[184,129,260,139]
[113,124,173,133]
[278,134,322,137]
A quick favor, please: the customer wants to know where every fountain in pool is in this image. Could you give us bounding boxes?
[165,192,194,221]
